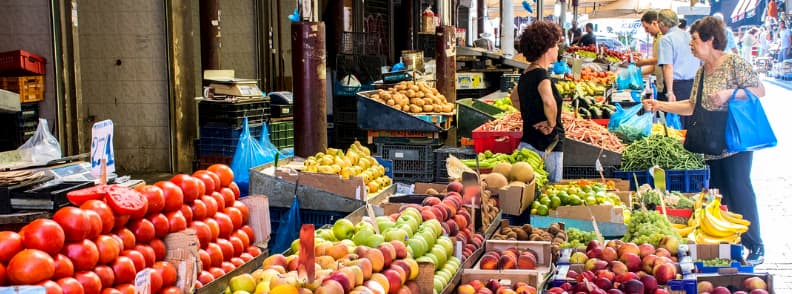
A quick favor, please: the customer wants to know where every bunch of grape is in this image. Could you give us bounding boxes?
[700,258,732,267]
[623,210,681,247]
[560,228,597,249]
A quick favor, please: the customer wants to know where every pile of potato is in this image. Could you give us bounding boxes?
[369,81,455,113]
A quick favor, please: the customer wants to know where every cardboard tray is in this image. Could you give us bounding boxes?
[546,191,631,224]
[496,179,536,216]
[696,273,774,294]
[459,269,543,290]
[194,248,267,294]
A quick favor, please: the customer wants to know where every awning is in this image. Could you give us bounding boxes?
[587,0,689,19]
[730,0,760,23]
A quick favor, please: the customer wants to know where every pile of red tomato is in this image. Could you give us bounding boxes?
[0,164,260,294]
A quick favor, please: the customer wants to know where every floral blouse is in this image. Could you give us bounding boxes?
[690,54,760,111]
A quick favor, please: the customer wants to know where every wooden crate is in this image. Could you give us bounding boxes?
[0,76,44,103]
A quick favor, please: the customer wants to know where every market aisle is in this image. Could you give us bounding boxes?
[750,78,792,291]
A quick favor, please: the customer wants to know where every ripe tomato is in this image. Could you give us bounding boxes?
[180,205,193,224]
[201,195,218,218]
[153,261,177,287]
[62,240,99,271]
[213,212,234,239]
[53,207,90,241]
[198,270,214,284]
[229,257,245,267]
[83,210,103,240]
[228,182,240,199]
[170,174,200,204]
[105,186,148,217]
[219,188,235,208]
[205,243,224,267]
[0,231,23,263]
[115,284,135,294]
[194,280,203,289]
[192,170,219,194]
[101,289,120,294]
[120,250,145,272]
[165,210,187,233]
[113,228,136,250]
[246,246,262,257]
[208,164,234,187]
[210,192,226,211]
[228,236,244,258]
[155,181,184,212]
[135,185,165,215]
[80,200,115,234]
[93,265,115,288]
[223,207,243,231]
[147,213,170,239]
[215,238,234,261]
[190,199,208,221]
[190,221,212,249]
[57,277,84,294]
[66,185,108,206]
[134,245,155,268]
[94,235,121,265]
[160,286,183,294]
[233,229,251,249]
[239,252,254,262]
[208,267,226,278]
[149,267,163,294]
[149,239,166,261]
[197,249,211,271]
[126,219,155,243]
[7,249,55,285]
[38,280,63,294]
[204,218,220,242]
[53,253,75,279]
[113,215,130,231]
[74,271,101,294]
[240,225,255,243]
[194,179,206,200]
[232,201,249,225]
[111,256,136,285]
[221,261,236,273]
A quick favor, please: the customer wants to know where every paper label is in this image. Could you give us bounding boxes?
[90,120,115,177]
[455,241,463,260]
[395,183,414,195]
[134,268,151,294]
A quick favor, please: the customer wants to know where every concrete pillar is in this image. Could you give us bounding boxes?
[559,0,567,27]
[200,0,220,70]
[572,0,578,23]
[291,22,328,158]
[501,0,514,57]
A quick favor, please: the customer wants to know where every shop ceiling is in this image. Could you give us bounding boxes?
[485,0,691,18]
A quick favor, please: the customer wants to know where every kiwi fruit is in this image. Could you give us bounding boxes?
[515,229,530,240]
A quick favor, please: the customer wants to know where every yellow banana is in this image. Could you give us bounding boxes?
[671,223,688,229]
[701,207,748,236]
[674,225,695,238]
[721,209,743,219]
[706,197,751,230]
[694,229,741,244]
[718,209,751,227]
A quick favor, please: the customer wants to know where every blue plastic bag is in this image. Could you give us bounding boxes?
[616,64,644,91]
[665,113,682,130]
[258,124,287,160]
[609,103,652,142]
[725,88,777,152]
[270,197,302,254]
[230,118,274,196]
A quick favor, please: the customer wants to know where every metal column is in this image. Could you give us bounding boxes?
[291,22,328,158]
[501,0,514,57]
[477,0,485,37]
[572,0,578,24]
[537,0,544,19]
[559,0,567,27]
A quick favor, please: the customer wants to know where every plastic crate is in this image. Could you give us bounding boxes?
[0,103,39,150]
[269,121,294,149]
[500,74,520,92]
[0,76,44,103]
[457,88,493,99]
[562,165,617,179]
[375,143,435,183]
[614,167,710,192]
[268,207,349,250]
[471,125,522,154]
[434,146,477,183]
[334,111,357,124]
[417,33,436,58]
[334,80,362,97]
[199,123,263,140]
[0,50,46,76]
[198,99,270,128]
[270,104,293,118]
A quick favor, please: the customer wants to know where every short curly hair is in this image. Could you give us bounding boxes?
[690,16,727,51]
[519,21,562,62]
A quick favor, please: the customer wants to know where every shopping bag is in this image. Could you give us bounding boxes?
[17,118,62,163]
[725,88,777,152]
[230,118,274,196]
[616,63,644,90]
[609,103,652,143]
[270,194,302,254]
[258,124,286,160]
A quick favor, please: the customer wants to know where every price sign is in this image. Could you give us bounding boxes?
[90,120,115,177]
[134,268,151,294]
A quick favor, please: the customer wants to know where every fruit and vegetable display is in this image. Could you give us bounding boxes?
[622,210,681,248]
[485,97,518,114]
[566,45,598,60]
[675,192,750,245]
[457,279,538,294]
[568,97,616,119]
[367,81,455,113]
[0,164,259,294]
[620,135,705,171]
[476,112,522,132]
[420,182,500,232]
[478,247,540,270]
[697,278,770,294]
[460,149,548,188]
[491,223,567,257]
[556,78,609,96]
[633,185,694,210]
[651,123,686,141]
[532,181,628,217]
[561,112,625,153]
[302,141,392,195]
[560,228,598,250]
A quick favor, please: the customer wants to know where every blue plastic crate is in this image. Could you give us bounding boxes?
[374,156,394,179]
[334,80,361,97]
[614,167,709,192]
[694,261,754,273]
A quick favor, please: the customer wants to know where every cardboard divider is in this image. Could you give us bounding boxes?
[240,195,271,244]
[497,179,536,216]
[164,229,200,293]
[696,273,774,294]
[545,191,632,223]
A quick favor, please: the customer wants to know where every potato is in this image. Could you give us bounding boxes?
[402,105,410,112]
[409,105,422,113]
[423,104,434,112]
[416,91,424,98]
[409,85,419,92]
[386,99,395,105]
[410,98,425,106]
[423,98,434,105]
[406,89,416,98]
[432,88,439,95]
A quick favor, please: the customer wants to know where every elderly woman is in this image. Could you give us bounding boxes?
[509,20,565,182]
[643,16,766,265]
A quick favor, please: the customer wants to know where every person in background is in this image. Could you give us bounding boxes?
[510,20,565,182]
[778,21,792,61]
[741,28,758,64]
[768,0,779,22]
[657,9,699,128]
[636,11,664,94]
[712,13,739,54]
[577,23,597,46]
[759,25,772,57]
[679,19,688,31]
[567,20,582,45]
[642,16,766,265]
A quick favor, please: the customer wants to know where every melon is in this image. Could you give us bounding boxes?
[510,162,535,183]
[492,162,513,179]
[483,172,508,191]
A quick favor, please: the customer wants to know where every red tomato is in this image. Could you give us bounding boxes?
[180,205,193,224]
[100,289,120,294]
[197,249,211,271]
[198,270,214,284]
[74,271,101,294]
[216,238,234,261]
[62,240,99,271]
[192,171,218,194]
[113,215,130,231]
[232,201,250,225]
[149,267,163,294]
[126,219,155,243]
[0,259,5,285]
[94,235,121,265]
[120,250,145,272]
[0,231,23,263]
[7,249,55,285]
[153,261,177,287]
[201,195,218,218]
[240,225,255,243]
[228,182,240,199]
[80,200,115,234]
[113,228,135,250]
[210,192,226,211]
[223,207,243,230]
[208,164,234,187]
[155,181,184,212]
[214,212,234,239]
[170,174,200,204]
[53,253,75,279]
[239,252,254,262]
[195,281,204,289]
[165,210,187,233]
[147,213,170,239]
[57,277,84,294]
[194,179,206,200]
[190,221,212,249]
[221,261,236,273]
[219,188,235,208]
[233,229,251,249]
[83,210,103,240]
[115,284,135,294]
[247,246,262,257]
[229,257,245,267]
[205,243,224,267]
[228,236,244,258]
[105,186,148,217]
[160,286,183,294]
[135,185,165,215]
[190,199,208,221]
[93,265,115,289]
[53,207,90,241]
[149,239,166,261]
[66,185,108,206]
[208,267,226,278]
[134,245,155,268]
[205,218,220,242]
[38,280,63,294]
[20,219,65,255]
[111,256,136,285]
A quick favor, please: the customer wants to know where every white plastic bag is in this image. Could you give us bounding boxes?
[18,118,62,163]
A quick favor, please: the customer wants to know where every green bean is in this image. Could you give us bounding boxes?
[620,135,705,171]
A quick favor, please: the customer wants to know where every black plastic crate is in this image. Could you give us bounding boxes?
[417,33,436,58]
[375,143,435,183]
[434,146,477,183]
[562,165,617,180]
[270,104,293,118]
[0,102,40,151]
[500,74,520,92]
[334,122,367,143]
[198,99,270,128]
[334,111,357,124]
[199,123,263,140]
[457,88,493,99]
[339,32,385,56]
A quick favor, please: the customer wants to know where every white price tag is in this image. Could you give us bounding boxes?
[134,268,151,294]
[90,120,115,177]
[595,159,603,172]
[455,241,463,260]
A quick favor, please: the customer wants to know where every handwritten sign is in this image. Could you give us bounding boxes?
[134,268,151,294]
[90,120,115,177]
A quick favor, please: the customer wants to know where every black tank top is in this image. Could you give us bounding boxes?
[517,67,564,152]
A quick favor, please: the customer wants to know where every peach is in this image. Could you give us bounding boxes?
[351,258,373,279]
[469,280,484,290]
[317,280,345,294]
[479,253,499,270]
[616,243,640,258]
[654,248,671,258]
[377,243,396,268]
[286,254,299,271]
[403,258,419,280]
[601,246,618,262]
[596,269,615,281]
[421,210,437,222]
[641,254,657,273]
[615,272,638,284]
[383,269,403,294]
[388,264,407,284]
[389,241,408,259]
[340,266,363,287]
[364,248,385,273]
[697,281,714,293]
[431,206,447,221]
[369,273,390,294]
[365,279,387,294]
[499,254,517,270]
[458,284,476,294]
[390,260,412,282]
[263,254,287,269]
[326,243,350,260]
[445,220,460,236]
[610,260,628,275]
[422,197,442,206]
[618,252,641,272]
[743,277,768,290]
[317,255,338,270]
[323,271,353,292]
[514,284,537,294]
[587,247,604,259]
[638,243,655,258]
[517,252,537,269]
[316,242,332,256]
[447,182,463,193]
[652,262,677,284]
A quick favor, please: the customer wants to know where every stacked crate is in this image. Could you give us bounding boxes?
[195,99,270,170]
[0,50,47,151]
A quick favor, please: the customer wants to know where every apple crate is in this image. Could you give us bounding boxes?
[0,50,46,75]
[472,240,553,286]
[0,76,44,103]
[695,273,774,294]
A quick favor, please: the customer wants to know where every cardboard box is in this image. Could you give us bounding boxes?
[497,179,536,216]
[208,79,264,97]
[164,229,200,293]
[469,240,553,289]
[689,243,743,261]
[696,273,774,294]
[460,269,542,290]
[456,72,487,89]
[548,191,631,223]
[270,158,391,202]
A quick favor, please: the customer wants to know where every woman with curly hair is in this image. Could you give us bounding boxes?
[509,20,565,182]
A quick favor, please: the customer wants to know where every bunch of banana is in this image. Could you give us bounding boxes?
[303,141,392,195]
[693,195,750,244]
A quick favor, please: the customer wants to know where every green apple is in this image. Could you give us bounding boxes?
[233,291,251,294]
[254,281,270,294]
[366,233,385,248]
[436,237,454,255]
[422,252,439,265]
[417,255,434,264]
[401,207,422,221]
[396,215,420,233]
[376,216,396,232]
[423,219,443,237]
[431,245,448,268]
[383,228,408,242]
[408,236,428,257]
[418,223,438,238]
[290,239,300,253]
[397,223,414,237]
[434,270,451,285]
[446,256,461,268]
[229,274,256,293]
[340,239,356,253]
[351,227,375,246]
[315,228,337,241]
[333,219,356,240]
[419,230,436,248]
[433,277,444,293]
[355,220,375,233]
